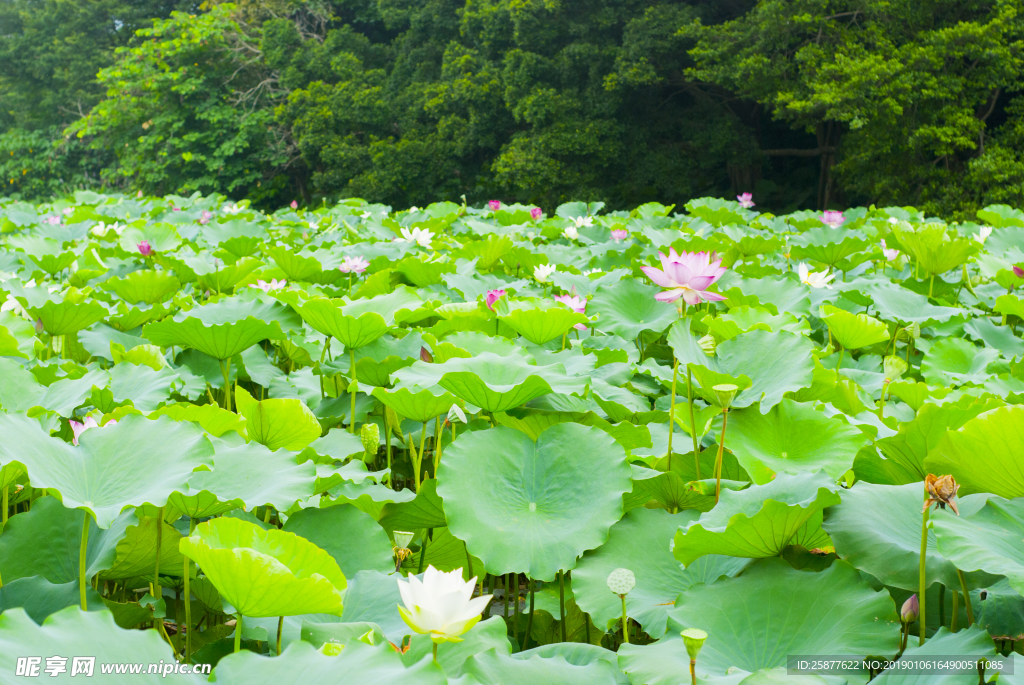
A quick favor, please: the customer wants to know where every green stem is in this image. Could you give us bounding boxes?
[234,613,243,653]
[221,358,232,411]
[184,519,195,664]
[419,422,427,486]
[385,411,393,488]
[690,659,697,685]
[939,584,945,628]
[929,274,934,298]
[920,499,930,646]
[349,349,357,434]
[503,573,510,619]
[79,510,90,610]
[418,529,430,573]
[277,616,284,655]
[152,506,164,605]
[432,642,438,664]
[958,569,974,626]
[835,348,845,377]
[521,578,535,652]
[666,358,678,472]
[558,571,566,642]
[319,337,329,400]
[434,416,442,472]
[2,483,7,526]
[714,409,729,505]
[513,574,520,639]
[951,589,959,632]
[621,594,629,644]
[687,369,699,479]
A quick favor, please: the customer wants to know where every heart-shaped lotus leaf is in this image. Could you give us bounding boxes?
[823,482,999,592]
[496,300,589,345]
[0,577,106,623]
[329,332,422,386]
[151,402,247,437]
[718,306,809,337]
[618,559,898,683]
[395,255,456,287]
[144,297,298,360]
[931,496,1024,596]
[0,496,132,584]
[99,515,184,580]
[30,299,108,336]
[672,471,840,566]
[437,424,631,580]
[821,304,889,350]
[0,607,187,680]
[461,648,622,685]
[870,626,996,685]
[865,282,961,325]
[371,385,458,423]
[183,439,316,512]
[235,386,321,451]
[921,337,1000,387]
[590,278,679,339]
[788,227,869,265]
[179,515,346,617]
[892,222,981,275]
[105,300,173,331]
[283,504,394,577]
[266,244,327,281]
[727,399,868,483]
[211,640,445,685]
[0,413,214,527]
[925,405,1024,498]
[118,222,182,253]
[573,508,697,638]
[102,270,181,305]
[295,299,390,349]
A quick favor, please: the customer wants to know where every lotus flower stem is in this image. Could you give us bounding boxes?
[559,570,567,642]
[938,584,945,627]
[2,485,7,525]
[184,518,195,664]
[957,569,974,626]
[419,422,428,488]
[503,573,510,618]
[385,412,393,488]
[349,350,357,434]
[951,590,959,632]
[220,358,232,411]
[79,509,90,610]
[928,275,934,298]
[434,416,442,472]
[666,358,678,471]
[919,497,929,646]
[152,506,164,603]
[522,578,535,651]
[234,613,243,653]
[620,595,629,643]
[276,616,283,655]
[714,409,729,505]
[432,642,438,663]
[418,529,430,574]
[687,369,699,478]
[835,348,845,376]
[319,338,329,400]
[513,574,520,637]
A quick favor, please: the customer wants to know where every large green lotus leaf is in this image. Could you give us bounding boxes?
[590,278,680,339]
[0,577,106,623]
[965,316,1024,358]
[462,648,622,685]
[235,386,321,451]
[727,399,868,483]
[119,222,182,253]
[105,363,178,412]
[144,297,295,360]
[0,356,45,411]
[378,478,447,532]
[0,497,132,584]
[398,526,484,580]
[995,293,1024,320]
[342,286,423,324]
[672,471,841,566]
[99,515,185,580]
[151,402,247,437]
[0,413,213,528]
[821,304,889,350]
[282,504,394,577]
[184,440,316,511]
[619,559,897,682]
[822,482,998,592]
[102,270,181,305]
[573,508,696,638]
[30,299,108,336]
[873,396,1003,482]
[870,626,996,685]
[371,385,457,423]
[924,405,1024,498]
[931,496,1024,596]
[0,607,189,681]
[437,424,632,581]
[970,577,1024,641]
[866,282,962,325]
[498,304,589,345]
[179,516,346,617]
[266,244,325,281]
[294,299,390,349]
[0,323,28,358]
[332,570,408,642]
[789,226,869,264]
[105,300,173,332]
[211,640,445,685]
[921,337,1000,386]
[37,369,110,416]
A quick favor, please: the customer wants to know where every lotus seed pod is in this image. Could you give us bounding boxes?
[883,354,908,381]
[320,641,344,656]
[606,567,635,595]
[394,530,415,549]
[698,334,717,357]
[711,383,738,409]
[681,628,707,659]
[360,422,379,461]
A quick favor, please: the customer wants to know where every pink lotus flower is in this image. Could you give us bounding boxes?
[290,200,299,209]
[251,279,286,293]
[737,193,755,209]
[137,240,153,256]
[1015,266,1024,278]
[199,210,213,225]
[641,249,728,304]
[489,200,501,212]
[901,594,919,623]
[554,290,588,330]
[340,255,369,274]
[485,289,506,310]
[821,210,845,228]
[69,416,116,446]
[62,207,74,216]
[530,207,543,221]
[880,239,899,261]
[172,206,181,212]
[611,229,628,241]
[44,215,61,225]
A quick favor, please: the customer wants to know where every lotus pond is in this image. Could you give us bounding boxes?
[0,194,1023,684]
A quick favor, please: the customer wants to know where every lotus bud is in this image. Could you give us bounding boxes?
[1015,266,1024,278]
[385,406,403,439]
[360,423,379,462]
[681,628,708,660]
[34,318,44,334]
[698,334,717,357]
[711,383,738,409]
[883,355,908,381]
[896,322,921,341]
[606,568,635,596]
[137,240,153,256]
[901,594,919,623]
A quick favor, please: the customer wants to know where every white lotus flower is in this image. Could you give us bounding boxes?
[222,203,242,215]
[798,263,835,289]
[574,215,594,228]
[534,263,557,282]
[395,227,434,249]
[562,225,579,240]
[975,226,993,244]
[397,565,491,643]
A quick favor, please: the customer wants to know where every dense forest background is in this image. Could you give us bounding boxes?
[0,0,1022,217]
